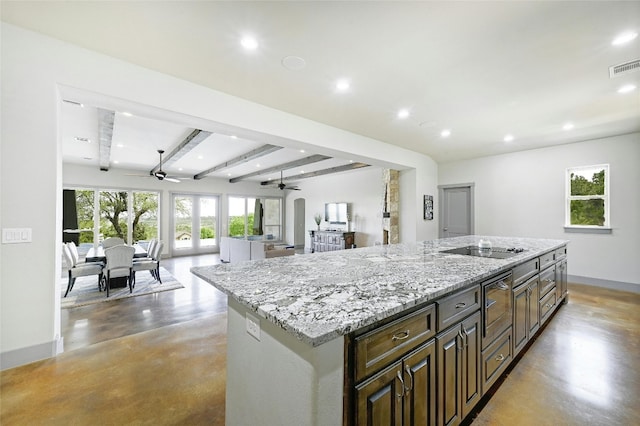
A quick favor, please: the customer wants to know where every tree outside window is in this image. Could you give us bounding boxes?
[566,164,609,227]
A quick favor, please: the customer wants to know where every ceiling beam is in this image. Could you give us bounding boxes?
[98,108,115,171]
[260,162,370,185]
[150,129,212,174]
[228,154,331,183]
[194,144,283,180]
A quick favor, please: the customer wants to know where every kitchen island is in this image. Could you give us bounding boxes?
[192,236,568,425]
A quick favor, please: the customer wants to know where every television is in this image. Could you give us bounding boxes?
[325,202,349,224]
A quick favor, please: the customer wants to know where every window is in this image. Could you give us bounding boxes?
[566,164,609,229]
[228,196,282,240]
[64,187,159,246]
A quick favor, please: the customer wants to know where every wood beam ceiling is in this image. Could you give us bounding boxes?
[193,144,283,180]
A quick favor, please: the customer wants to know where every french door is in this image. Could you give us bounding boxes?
[172,194,219,256]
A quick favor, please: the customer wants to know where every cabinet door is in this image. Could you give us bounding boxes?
[437,325,462,426]
[403,341,436,426]
[460,311,481,419]
[512,283,529,356]
[556,260,567,300]
[355,361,403,426]
[528,280,540,337]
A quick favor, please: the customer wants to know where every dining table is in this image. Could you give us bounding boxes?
[85,243,148,263]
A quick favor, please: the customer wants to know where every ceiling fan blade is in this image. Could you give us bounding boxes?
[164,177,181,183]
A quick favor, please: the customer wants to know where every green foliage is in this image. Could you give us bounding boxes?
[571,170,604,196]
[571,199,605,226]
[200,227,215,239]
[229,213,254,237]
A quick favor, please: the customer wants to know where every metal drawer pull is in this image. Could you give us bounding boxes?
[455,302,467,309]
[545,303,553,309]
[495,354,505,362]
[392,330,410,341]
[395,371,405,398]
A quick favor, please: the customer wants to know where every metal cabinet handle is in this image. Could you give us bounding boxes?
[395,371,405,398]
[462,325,469,347]
[495,354,505,362]
[392,330,410,341]
[455,302,466,309]
[457,331,464,351]
[495,281,509,291]
[404,365,414,393]
[545,303,553,309]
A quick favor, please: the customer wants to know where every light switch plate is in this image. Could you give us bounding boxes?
[2,228,32,244]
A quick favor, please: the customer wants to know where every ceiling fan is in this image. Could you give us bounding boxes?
[153,149,181,183]
[269,170,300,191]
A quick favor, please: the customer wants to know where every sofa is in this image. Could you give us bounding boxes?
[220,237,295,263]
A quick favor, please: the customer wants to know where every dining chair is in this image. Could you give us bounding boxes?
[102,237,125,248]
[103,245,135,297]
[132,240,164,286]
[67,241,104,266]
[61,244,104,297]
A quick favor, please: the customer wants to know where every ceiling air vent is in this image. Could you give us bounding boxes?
[609,59,640,78]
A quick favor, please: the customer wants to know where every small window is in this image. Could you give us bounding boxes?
[566,164,609,228]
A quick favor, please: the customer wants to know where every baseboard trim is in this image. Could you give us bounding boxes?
[1,339,58,371]
[569,274,640,294]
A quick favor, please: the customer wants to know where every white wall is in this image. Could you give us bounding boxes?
[439,133,640,287]
[0,24,439,368]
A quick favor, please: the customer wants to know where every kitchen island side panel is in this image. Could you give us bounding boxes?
[226,299,344,426]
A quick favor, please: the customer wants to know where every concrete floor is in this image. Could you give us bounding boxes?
[1,254,639,425]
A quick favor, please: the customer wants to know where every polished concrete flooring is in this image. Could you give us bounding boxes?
[1,255,639,425]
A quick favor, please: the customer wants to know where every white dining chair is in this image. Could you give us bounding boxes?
[62,244,104,297]
[132,240,164,286]
[102,237,125,248]
[103,245,135,297]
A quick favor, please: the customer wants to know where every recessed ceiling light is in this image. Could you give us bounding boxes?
[256,163,261,168]
[241,36,258,50]
[336,79,350,91]
[397,109,410,119]
[612,31,638,46]
[74,137,91,143]
[503,134,514,142]
[231,135,238,139]
[227,173,232,177]
[617,84,637,93]
[349,160,354,163]
[121,112,133,117]
[178,168,183,171]
[300,170,305,174]
[116,143,124,148]
[563,122,574,131]
[441,129,451,138]
[299,149,305,153]
[113,160,119,164]
[197,155,204,160]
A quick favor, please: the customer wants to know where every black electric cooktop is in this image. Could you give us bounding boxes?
[440,246,525,259]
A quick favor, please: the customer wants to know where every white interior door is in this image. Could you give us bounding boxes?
[440,185,474,238]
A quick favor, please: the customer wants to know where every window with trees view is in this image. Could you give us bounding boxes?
[67,188,159,245]
[228,196,282,240]
[566,164,609,227]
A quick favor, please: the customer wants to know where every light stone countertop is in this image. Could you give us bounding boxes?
[191,236,568,346]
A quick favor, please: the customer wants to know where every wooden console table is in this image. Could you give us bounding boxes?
[310,230,355,252]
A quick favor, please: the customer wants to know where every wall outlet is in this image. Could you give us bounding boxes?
[246,313,261,341]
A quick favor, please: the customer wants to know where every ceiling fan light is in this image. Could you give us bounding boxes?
[155,170,167,180]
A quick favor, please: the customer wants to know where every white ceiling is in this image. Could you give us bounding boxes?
[3,1,639,183]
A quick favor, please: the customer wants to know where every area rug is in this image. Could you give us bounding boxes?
[61,267,184,309]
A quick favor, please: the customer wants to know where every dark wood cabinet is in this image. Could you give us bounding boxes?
[355,340,436,426]
[512,275,539,357]
[311,230,355,252]
[436,311,481,426]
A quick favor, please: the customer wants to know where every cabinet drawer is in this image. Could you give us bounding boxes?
[481,328,512,395]
[437,285,480,332]
[554,246,567,260]
[539,266,556,299]
[512,258,539,287]
[354,304,436,381]
[539,251,555,271]
[539,289,557,325]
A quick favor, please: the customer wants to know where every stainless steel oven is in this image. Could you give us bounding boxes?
[481,271,513,348]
